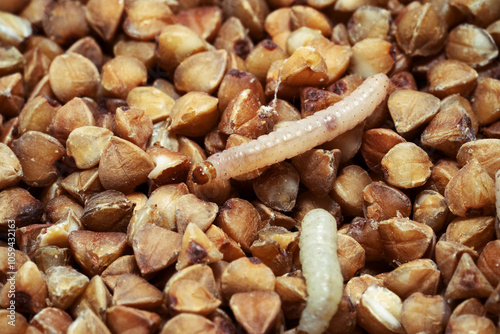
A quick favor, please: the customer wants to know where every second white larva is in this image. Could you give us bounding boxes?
[298,208,343,334]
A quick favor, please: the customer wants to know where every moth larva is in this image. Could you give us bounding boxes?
[298,208,343,334]
[192,73,390,184]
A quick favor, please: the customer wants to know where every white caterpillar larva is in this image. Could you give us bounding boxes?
[192,73,390,184]
[298,208,343,334]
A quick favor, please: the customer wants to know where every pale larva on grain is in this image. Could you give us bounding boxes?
[298,208,343,334]
[192,73,390,184]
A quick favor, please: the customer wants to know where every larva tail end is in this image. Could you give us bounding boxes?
[192,161,217,185]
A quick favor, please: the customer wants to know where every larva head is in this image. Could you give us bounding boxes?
[192,161,217,185]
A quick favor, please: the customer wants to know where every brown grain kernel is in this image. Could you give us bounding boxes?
[348,6,391,44]
[67,37,103,71]
[293,191,343,227]
[42,0,88,46]
[445,159,496,217]
[401,292,450,334]
[379,217,435,264]
[363,181,412,221]
[383,259,440,299]
[345,275,383,306]
[253,162,300,212]
[329,165,370,217]
[14,223,51,255]
[291,149,340,197]
[300,87,342,118]
[381,142,432,189]
[174,50,228,94]
[446,216,495,252]
[488,20,500,45]
[287,26,325,57]
[68,308,111,334]
[114,107,153,151]
[85,0,123,41]
[265,59,298,100]
[356,285,404,334]
[360,128,406,174]
[132,223,181,275]
[214,17,253,59]
[107,305,161,334]
[471,77,500,126]
[18,95,58,135]
[113,40,155,68]
[345,217,384,262]
[445,253,494,299]
[176,223,223,270]
[12,261,47,313]
[388,89,441,137]
[332,23,350,46]
[0,247,28,282]
[396,3,446,57]
[435,240,479,284]
[219,89,272,139]
[477,240,500,287]
[308,38,352,85]
[446,314,496,334]
[446,24,499,68]
[123,0,174,40]
[33,247,72,274]
[281,47,329,86]
[101,56,148,99]
[155,24,208,74]
[23,48,50,96]
[160,313,217,334]
[450,0,500,27]
[205,225,246,262]
[146,183,189,230]
[164,263,218,298]
[81,190,134,233]
[12,131,65,187]
[426,159,459,195]
[337,234,366,281]
[175,6,222,42]
[428,60,478,99]
[46,266,89,310]
[457,139,500,178]
[271,100,301,126]
[168,92,219,137]
[168,279,221,315]
[186,166,232,206]
[216,198,261,253]
[66,126,113,169]
[126,86,175,123]
[275,275,307,319]
[49,53,100,103]
[230,291,281,334]
[421,99,476,158]
[49,97,96,145]
[31,308,72,333]
[245,39,287,85]
[413,190,450,233]
[250,226,298,276]
[174,194,217,233]
[71,275,111,321]
[25,36,64,61]
[28,74,53,101]
[264,7,291,38]
[290,5,332,37]
[60,168,103,204]
[113,273,163,310]
[147,146,191,186]
[204,128,227,156]
[218,70,265,115]
[485,282,500,314]
[0,310,28,333]
[36,211,83,249]
[222,0,269,41]
[0,72,24,119]
[221,257,275,301]
[98,136,155,194]
[350,38,395,78]
[69,230,128,276]
[0,142,22,190]
[0,46,24,77]
[101,255,140,290]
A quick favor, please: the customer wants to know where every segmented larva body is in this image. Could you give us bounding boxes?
[192,73,390,184]
[298,208,343,334]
